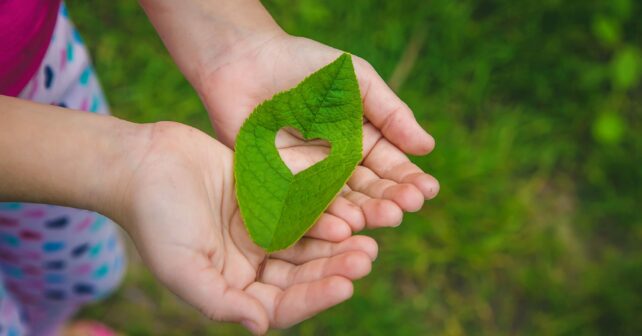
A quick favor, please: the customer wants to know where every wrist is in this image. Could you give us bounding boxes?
[89,119,154,225]
[140,0,285,90]
[0,96,153,226]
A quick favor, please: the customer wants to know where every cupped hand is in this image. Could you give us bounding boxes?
[198,34,440,235]
[118,122,378,335]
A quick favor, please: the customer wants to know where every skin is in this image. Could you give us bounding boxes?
[2,0,439,334]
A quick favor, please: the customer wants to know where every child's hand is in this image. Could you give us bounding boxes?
[199,35,440,229]
[0,95,378,335]
[142,0,439,229]
[117,122,378,335]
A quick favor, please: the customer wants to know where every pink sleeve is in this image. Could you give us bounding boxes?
[0,0,61,96]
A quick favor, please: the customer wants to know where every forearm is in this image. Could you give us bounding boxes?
[0,95,148,221]
[139,0,283,89]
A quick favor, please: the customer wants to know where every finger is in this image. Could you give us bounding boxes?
[246,276,353,329]
[377,162,440,200]
[271,235,378,264]
[353,57,435,155]
[362,122,439,199]
[260,251,372,289]
[361,121,383,155]
[304,213,352,241]
[326,196,366,231]
[343,190,403,228]
[363,138,440,199]
[163,257,268,335]
[348,166,424,212]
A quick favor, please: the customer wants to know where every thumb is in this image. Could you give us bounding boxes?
[353,56,435,156]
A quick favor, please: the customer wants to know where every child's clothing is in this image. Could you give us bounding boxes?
[0,0,61,96]
[0,4,125,336]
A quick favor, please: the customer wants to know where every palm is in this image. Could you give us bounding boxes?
[201,35,440,233]
[123,123,377,333]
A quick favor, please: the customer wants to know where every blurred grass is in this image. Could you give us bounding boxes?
[67,0,642,335]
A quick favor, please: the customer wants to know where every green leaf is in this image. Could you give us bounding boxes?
[234,54,363,252]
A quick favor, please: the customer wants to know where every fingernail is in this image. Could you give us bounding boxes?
[241,320,260,335]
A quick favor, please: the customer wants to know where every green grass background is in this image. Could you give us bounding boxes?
[66,0,641,335]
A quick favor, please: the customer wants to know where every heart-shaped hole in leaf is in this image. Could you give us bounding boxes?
[276,126,331,174]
